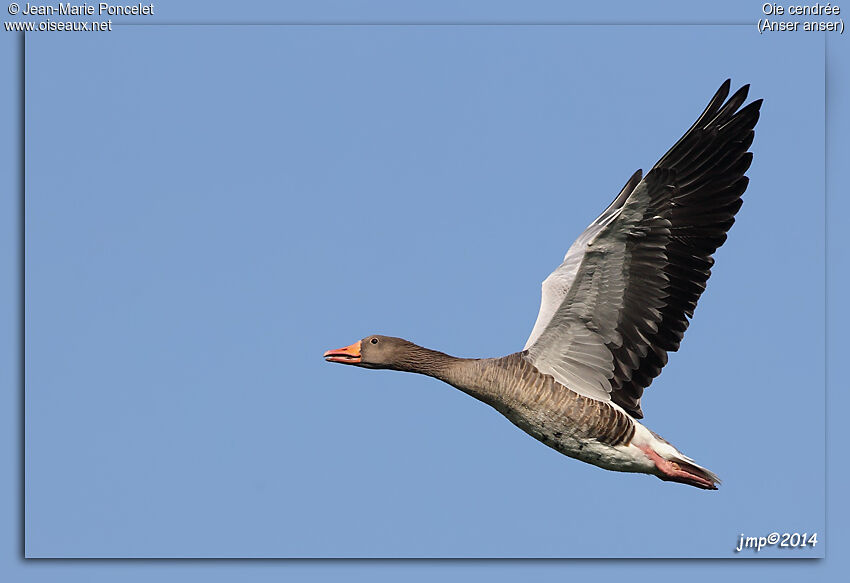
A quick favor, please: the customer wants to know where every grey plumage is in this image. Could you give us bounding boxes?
[325,81,761,489]
[524,80,761,418]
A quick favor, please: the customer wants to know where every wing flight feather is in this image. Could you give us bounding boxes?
[523,80,762,418]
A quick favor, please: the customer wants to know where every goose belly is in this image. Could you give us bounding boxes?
[501,402,657,474]
[467,353,657,474]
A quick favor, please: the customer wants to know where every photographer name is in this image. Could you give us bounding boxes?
[20,2,154,16]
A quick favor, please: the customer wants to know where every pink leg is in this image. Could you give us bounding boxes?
[636,444,716,490]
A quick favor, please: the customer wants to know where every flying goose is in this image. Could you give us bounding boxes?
[325,80,761,489]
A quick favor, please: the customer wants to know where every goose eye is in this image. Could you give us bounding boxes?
[370,338,378,344]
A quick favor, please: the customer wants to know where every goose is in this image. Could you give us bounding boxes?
[324,80,761,490]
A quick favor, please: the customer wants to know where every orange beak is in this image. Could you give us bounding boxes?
[323,340,362,364]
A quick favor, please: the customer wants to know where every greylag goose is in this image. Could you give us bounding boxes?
[325,80,761,490]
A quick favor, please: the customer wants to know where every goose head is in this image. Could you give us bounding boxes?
[324,335,419,370]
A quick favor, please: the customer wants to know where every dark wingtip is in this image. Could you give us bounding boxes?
[731,83,750,103]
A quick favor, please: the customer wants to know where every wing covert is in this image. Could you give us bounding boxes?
[523,80,762,417]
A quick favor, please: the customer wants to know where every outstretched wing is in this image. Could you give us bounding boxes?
[523,80,762,418]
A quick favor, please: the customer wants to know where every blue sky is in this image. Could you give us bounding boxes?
[2,0,848,580]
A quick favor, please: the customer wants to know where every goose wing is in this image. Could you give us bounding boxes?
[523,80,762,418]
